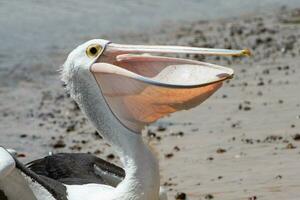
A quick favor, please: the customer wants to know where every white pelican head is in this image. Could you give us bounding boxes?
[61,39,250,132]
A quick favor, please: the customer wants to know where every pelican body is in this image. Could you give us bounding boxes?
[0,39,250,200]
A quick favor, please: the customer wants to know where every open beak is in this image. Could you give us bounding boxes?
[90,42,250,132]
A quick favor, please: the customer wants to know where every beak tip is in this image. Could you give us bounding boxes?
[241,48,252,57]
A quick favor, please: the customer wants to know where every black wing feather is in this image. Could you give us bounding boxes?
[26,153,125,186]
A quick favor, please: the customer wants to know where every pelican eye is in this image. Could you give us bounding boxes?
[86,44,102,58]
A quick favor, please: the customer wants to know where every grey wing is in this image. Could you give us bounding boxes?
[27,153,125,187]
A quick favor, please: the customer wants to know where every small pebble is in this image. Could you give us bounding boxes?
[147,130,156,138]
[207,157,214,161]
[53,140,66,148]
[286,143,296,149]
[205,194,214,199]
[17,153,26,158]
[157,126,167,132]
[275,175,282,179]
[291,124,295,128]
[216,148,227,154]
[66,124,76,132]
[248,196,257,200]
[175,192,186,200]
[106,153,115,160]
[174,146,180,151]
[94,149,102,154]
[293,134,300,141]
[244,106,252,111]
[171,131,184,137]
[165,153,174,158]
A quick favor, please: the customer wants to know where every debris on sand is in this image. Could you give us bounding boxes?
[275,175,283,179]
[157,126,167,132]
[173,146,180,152]
[293,133,300,141]
[216,148,227,154]
[204,194,214,199]
[170,131,184,137]
[207,156,214,161]
[175,192,186,200]
[69,144,82,151]
[238,101,252,111]
[94,149,102,155]
[20,134,28,138]
[147,130,162,141]
[17,153,26,158]
[248,196,257,200]
[106,153,115,160]
[263,135,283,143]
[52,139,66,148]
[285,143,296,149]
[165,153,174,159]
[66,123,76,132]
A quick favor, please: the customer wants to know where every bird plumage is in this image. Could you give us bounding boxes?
[26,153,125,186]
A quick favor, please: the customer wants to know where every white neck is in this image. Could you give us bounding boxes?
[70,68,160,200]
[114,134,160,200]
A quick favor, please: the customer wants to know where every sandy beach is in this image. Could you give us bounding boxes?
[1,4,300,200]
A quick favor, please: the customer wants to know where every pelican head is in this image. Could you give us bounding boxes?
[61,39,110,92]
[62,39,249,132]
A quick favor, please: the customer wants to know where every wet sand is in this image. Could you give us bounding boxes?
[1,7,300,200]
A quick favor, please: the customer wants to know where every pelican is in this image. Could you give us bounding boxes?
[0,39,250,200]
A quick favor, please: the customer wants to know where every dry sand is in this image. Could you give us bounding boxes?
[1,7,300,200]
